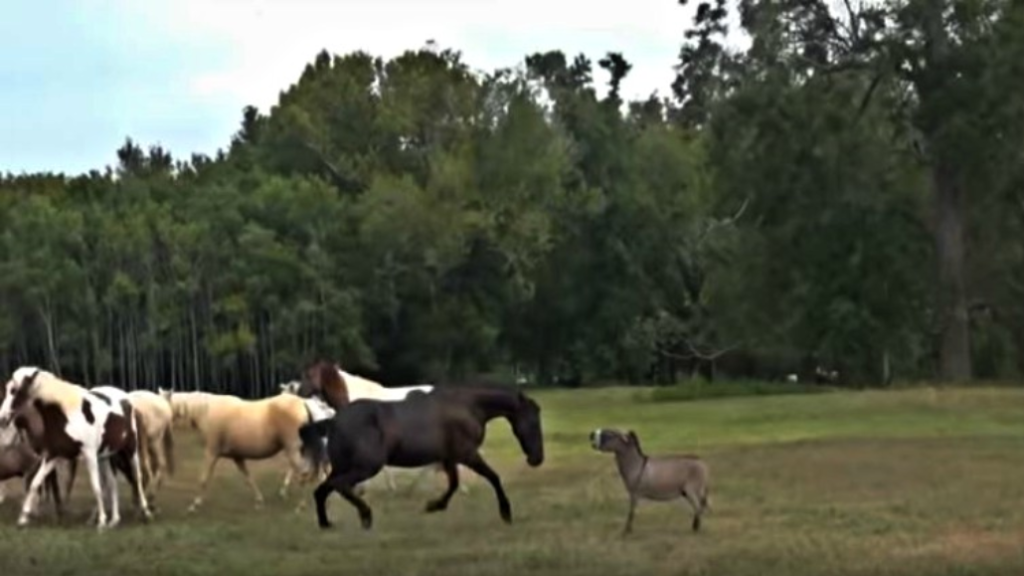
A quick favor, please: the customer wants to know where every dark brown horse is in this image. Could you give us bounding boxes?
[298,381,544,530]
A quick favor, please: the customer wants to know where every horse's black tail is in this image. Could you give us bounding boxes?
[298,419,331,469]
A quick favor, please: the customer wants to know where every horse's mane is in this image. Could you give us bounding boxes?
[10,367,83,414]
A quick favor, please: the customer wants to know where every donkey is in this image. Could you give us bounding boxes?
[590,428,710,535]
[0,367,153,530]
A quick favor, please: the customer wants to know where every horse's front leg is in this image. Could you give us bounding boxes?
[81,452,110,531]
[231,458,265,508]
[18,456,58,526]
[188,450,221,513]
[424,461,460,513]
[461,452,512,523]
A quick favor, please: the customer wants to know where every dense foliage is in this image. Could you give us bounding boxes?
[1,0,1021,394]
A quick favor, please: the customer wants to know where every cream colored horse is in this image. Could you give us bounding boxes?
[127,390,175,498]
[158,388,315,513]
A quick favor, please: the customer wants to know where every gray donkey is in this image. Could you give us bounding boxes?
[590,428,710,535]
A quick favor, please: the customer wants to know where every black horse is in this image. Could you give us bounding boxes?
[298,384,545,530]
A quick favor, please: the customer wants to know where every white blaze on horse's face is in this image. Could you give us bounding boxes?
[589,428,603,450]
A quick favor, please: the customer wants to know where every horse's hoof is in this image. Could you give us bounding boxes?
[318,520,333,530]
[424,501,445,513]
[16,516,30,528]
[360,516,373,530]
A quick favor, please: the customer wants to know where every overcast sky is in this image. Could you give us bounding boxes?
[2,0,717,175]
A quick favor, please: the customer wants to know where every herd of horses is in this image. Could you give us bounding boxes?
[0,360,546,532]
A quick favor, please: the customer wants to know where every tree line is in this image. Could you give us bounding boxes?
[1,0,1022,395]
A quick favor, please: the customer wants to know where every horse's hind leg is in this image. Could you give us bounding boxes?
[231,458,265,508]
[461,453,512,524]
[424,461,460,513]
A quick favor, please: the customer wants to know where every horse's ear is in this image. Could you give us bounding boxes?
[626,430,638,444]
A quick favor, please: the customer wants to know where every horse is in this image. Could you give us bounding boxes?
[126,390,175,499]
[0,388,74,517]
[299,361,474,493]
[298,383,545,530]
[157,387,318,512]
[0,367,152,530]
[279,381,335,482]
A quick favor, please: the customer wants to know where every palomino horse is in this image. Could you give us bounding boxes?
[299,361,474,493]
[158,388,317,512]
[127,390,175,499]
[298,383,545,530]
[0,367,152,530]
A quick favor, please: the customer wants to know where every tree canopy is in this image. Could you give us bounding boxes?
[2,0,1021,394]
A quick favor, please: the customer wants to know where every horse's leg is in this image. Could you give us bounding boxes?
[188,450,221,513]
[127,443,153,521]
[18,457,59,527]
[231,458,265,508]
[460,452,512,524]
[81,451,109,530]
[101,459,121,528]
[64,457,78,504]
[283,445,315,511]
[0,479,6,504]
[314,466,378,530]
[424,461,460,513]
[46,468,63,520]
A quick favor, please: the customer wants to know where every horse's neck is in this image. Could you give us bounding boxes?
[464,388,519,422]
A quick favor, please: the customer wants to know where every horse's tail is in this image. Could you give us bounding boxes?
[298,419,332,468]
[131,405,152,488]
[162,422,176,477]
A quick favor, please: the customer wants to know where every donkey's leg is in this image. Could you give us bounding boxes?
[622,493,638,536]
[682,491,703,532]
[424,461,460,513]
[231,458,265,508]
[18,457,59,527]
[460,453,512,524]
[188,451,221,513]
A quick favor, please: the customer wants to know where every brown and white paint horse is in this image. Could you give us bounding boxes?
[0,367,152,530]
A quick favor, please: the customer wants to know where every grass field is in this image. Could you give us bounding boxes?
[2,384,1024,576]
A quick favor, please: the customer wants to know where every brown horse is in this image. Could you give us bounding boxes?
[298,381,545,530]
[299,361,477,494]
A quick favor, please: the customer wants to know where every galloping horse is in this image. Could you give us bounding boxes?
[299,361,474,493]
[158,388,317,512]
[298,383,545,530]
[0,367,152,530]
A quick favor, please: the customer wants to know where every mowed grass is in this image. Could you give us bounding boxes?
[3,385,1024,576]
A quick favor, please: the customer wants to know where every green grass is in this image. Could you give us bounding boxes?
[3,385,1024,575]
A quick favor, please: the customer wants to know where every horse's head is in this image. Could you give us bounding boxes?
[301,360,349,409]
[0,367,42,428]
[510,392,545,467]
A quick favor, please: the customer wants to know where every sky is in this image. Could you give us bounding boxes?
[1,0,709,176]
